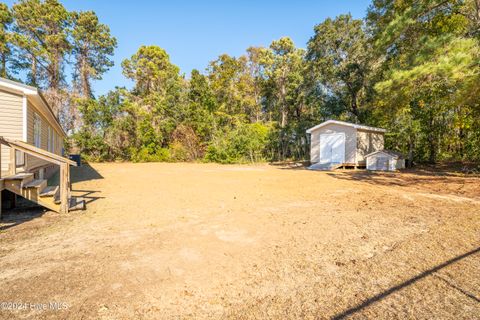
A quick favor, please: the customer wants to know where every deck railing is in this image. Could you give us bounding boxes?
[0,136,77,213]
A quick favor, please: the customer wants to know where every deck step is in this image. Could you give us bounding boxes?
[54,192,60,204]
[3,172,34,180]
[39,185,59,197]
[3,172,34,179]
[3,172,35,188]
[69,197,86,211]
[23,179,47,189]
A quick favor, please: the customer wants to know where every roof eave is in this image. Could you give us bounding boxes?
[0,77,67,138]
[0,77,38,95]
[366,150,401,159]
[306,120,387,134]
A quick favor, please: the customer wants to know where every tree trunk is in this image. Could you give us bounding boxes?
[428,114,436,164]
[475,0,480,22]
[351,92,359,120]
[0,53,6,78]
[279,80,288,160]
[408,137,414,168]
[82,65,91,98]
[52,48,60,90]
[281,109,287,128]
[31,57,37,85]
[280,82,287,128]
[458,127,465,159]
[81,47,91,98]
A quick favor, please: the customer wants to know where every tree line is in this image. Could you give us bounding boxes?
[0,0,116,133]
[1,0,480,164]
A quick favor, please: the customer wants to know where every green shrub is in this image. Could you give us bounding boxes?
[72,130,111,162]
[169,125,203,161]
[205,122,272,163]
[131,146,170,162]
[168,141,189,161]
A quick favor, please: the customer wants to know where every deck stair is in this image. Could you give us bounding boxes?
[39,186,59,197]
[0,136,85,215]
[24,178,47,190]
[2,174,85,213]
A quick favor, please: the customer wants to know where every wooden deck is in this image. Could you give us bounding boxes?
[0,137,85,217]
[331,163,367,170]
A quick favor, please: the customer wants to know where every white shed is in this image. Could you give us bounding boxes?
[365,150,405,171]
[306,120,386,169]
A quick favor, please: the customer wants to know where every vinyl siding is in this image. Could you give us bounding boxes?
[309,123,357,164]
[26,101,64,171]
[356,130,384,165]
[0,89,23,172]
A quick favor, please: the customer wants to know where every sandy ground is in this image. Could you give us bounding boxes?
[0,162,479,319]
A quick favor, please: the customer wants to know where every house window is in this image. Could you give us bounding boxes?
[15,150,25,167]
[47,126,51,152]
[52,132,56,153]
[34,112,41,148]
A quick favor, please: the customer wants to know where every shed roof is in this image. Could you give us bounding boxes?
[306,120,387,134]
[365,150,404,159]
[0,77,66,137]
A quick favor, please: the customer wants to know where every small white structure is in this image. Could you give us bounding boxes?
[365,150,405,171]
[306,120,386,169]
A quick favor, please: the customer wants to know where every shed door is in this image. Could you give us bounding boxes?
[320,133,345,164]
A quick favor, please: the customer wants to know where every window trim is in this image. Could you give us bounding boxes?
[47,126,55,153]
[52,131,56,154]
[15,150,25,167]
[47,126,51,152]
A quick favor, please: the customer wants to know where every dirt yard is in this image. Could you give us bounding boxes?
[0,163,479,319]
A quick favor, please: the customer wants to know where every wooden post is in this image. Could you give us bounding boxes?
[8,147,16,209]
[9,147,15,175]
[67,165,71,200]
[60,163,69,214]
[0,143,1,220]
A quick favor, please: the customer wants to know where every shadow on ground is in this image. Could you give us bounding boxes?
[70,162,104,183]
[0,197,47,231]
[70,162,104,205]
[325,170,478,190]
[332,246,480,319]
[269,161,309,170]
[47,162,104,206]
[48,162,104,185]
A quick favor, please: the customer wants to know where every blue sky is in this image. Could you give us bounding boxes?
[6,0,371,96]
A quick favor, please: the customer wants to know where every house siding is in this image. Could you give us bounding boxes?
[26,101,63,171]
[309,123,357,164]
[356,130,384,165]
[0,89,23,172]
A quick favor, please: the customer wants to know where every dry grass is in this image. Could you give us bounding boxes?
[0,162,479,319]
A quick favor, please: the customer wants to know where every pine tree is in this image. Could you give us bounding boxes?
[72,11,117,98]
